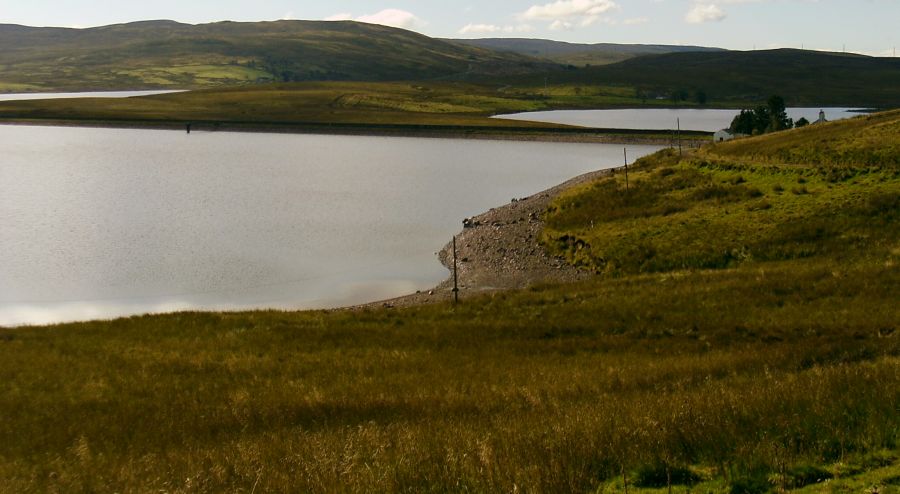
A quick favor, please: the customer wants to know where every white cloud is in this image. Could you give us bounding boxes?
[549,19,574,30]
[325,9,424,30]
[458,23,533,34]
[685,3,727,23]
[459,23,503,34]
[521,0,618,20]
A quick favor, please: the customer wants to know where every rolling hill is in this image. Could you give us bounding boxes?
[449,37,725,66]
[510,48,900,107]
[0,20,551,92]
[3,21,899,108]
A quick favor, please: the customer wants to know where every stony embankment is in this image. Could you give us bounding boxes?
[362,168,618,308]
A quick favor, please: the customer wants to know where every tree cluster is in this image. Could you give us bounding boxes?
[729,96,794,135]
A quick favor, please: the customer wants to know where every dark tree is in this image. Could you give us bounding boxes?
[730,96,794,135]
[795,117,810,128]
[730,109,757,134]
[765,95,793,132]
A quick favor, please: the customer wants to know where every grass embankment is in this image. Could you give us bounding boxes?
[1,112,898,493]
[0,81,711,141]
[542,109,900,274]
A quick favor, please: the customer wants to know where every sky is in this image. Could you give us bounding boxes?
[1,0,898,56]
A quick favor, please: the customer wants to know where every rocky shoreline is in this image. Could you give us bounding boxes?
[359,167,619,309]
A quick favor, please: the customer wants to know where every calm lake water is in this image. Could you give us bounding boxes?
[0,90,184,101]
[0,125,662,326]
[495,108,865,131]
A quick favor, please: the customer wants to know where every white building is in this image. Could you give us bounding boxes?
[714,129,736,142]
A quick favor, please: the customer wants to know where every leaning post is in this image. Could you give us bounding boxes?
[452,236,459,304]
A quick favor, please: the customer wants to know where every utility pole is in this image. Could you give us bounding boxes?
[623,147,629,192]
[452,236,459,304]
[677,118,682,158]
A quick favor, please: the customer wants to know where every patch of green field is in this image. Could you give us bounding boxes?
[0,81,46,92]
[114,64,272,86]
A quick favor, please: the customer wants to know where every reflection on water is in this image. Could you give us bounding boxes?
[494,108,866,132]
[0,125,662,326]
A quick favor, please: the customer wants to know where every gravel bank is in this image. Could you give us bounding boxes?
[360,167,618,309]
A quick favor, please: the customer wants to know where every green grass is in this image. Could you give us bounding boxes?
[707,110,900,167]
[1,98,898,493]
[113,64,272,86]
[543,110,900,274]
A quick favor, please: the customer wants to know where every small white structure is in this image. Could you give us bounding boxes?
[714,129,736,142]
[816,109,828,124]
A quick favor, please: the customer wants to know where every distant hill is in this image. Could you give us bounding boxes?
[0,20,551,92]
[450,38,725,66]
[506,49,900,107]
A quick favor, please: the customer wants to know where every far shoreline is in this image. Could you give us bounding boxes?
[0,118,711,145]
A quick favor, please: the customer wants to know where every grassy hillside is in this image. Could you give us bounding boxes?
[503,49,900,107]
[543,110,900,274]
[450,38,725,66]
[1,114,898,491]
[0,20,548,92]
[3,20,898,110]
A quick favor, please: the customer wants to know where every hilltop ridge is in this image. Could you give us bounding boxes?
[449,37,725,66]
[0,20,549,91]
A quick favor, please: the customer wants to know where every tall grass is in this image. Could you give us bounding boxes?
[1,257,898,492]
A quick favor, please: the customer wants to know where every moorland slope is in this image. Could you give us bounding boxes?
[0,20,547,91]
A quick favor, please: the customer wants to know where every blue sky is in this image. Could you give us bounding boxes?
[1,0,897,55]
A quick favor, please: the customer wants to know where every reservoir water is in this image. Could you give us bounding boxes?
[0,90,185,101]
[0,125,662,326]
[495,108,865,131]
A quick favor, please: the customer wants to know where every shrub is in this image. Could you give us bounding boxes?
[730,474,772,494]
[633,464,702,488]
[782,463,833,488]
